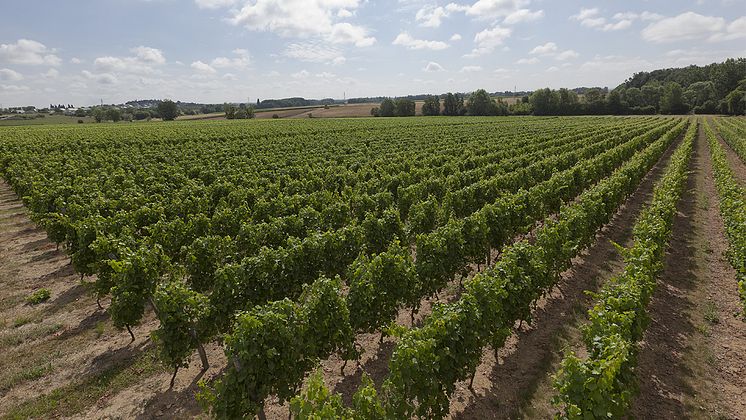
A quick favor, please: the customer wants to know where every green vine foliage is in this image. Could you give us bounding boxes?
[152,281,211,370]
[553,119,696,419]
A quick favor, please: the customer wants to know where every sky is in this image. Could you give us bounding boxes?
[1,0,745,108]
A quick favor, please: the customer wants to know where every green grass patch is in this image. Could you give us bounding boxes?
[0,363,54,393]
[1,348,165,419]
[26,289,51,305]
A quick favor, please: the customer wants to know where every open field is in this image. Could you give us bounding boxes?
[0,114,96,126]
[0,116,744,419]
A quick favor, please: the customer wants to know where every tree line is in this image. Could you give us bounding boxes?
[371,90,512,118]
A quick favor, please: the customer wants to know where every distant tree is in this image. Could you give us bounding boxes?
[74,108,87,117]
[234,107,248,119]
[494,98,509,116]
[529,88,557,116]
[158,100,179,121]
[379,98,395,117]
[421,95,440,116]
[659,82,689,114]
[467,89,498,116]
[606,90,626,114]
[246,105,256,119]
[93,108,105,123]
[133,110,151,120]
[557,88,580,115]
[623,87,643,108]
[583,88,607,114]
[394,99,416,117]
[641,84,662,110]
[442,93,465,116]
[224,103,236,120]
[370,107,380,117]
[724,88,745,115]
[106,108,122,122]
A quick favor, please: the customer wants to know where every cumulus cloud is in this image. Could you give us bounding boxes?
[224,0,376,47]
[446,0,540,21]
[423,61,445,72]
[459,65,482,72]
[642,12,746,43]
[191,60,217,74]
[503,8,544,25]
[450,34,462,41]
[393,32,449,50]
[82,70,117,84]
[131,46,166,64]
[210,49,251,69]
[416,5,449,27]
[0,39,61,66]
[465,25,511,57]
[570,8,640,32]
[516,57,539,64]
[0,68,23,82]
[530,42,557,55]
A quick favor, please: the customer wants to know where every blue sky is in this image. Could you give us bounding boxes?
[1,0,745,107]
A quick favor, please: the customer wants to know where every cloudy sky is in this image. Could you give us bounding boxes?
[1,0,745,107]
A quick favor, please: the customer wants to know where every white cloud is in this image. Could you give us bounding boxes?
[555,50,579,60]
[446,0,538,21]
[710,16,746,41]
[70,57,82,64]
[503,8,544,25]
[283,42,346,64]
[459,65,482,72]
[416,5,449,27]
[423,61,445,72]
[516,57,539,64]
[570,8,634,31]
[227,0,376,47]
[329,23,376,47]
[210,49,251,69]
[42,68,59,79]
[393,32,449,50]
[95,56,155,74]
[0,68,23,82]
[131,46,166,64]
[465,25,512,57]
[450,33,462,41]
[530,42,557,55]
[546,66,559,72]
[82,70,117,85]
[0,39,61,66]
[641,12,725,43]
[191,60,217,74]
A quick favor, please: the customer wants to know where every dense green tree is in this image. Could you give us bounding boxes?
[623,87,642,108]
[421,95,440,116]
[659,82,689,114]
[158,100,179,121]
[394,99,416,117]
[529,88,558,116]
[379,98,395,117]
[224,103,236,120]
[466,89,498,116]
[106,108,122,122]
[725,89,745,115]
[442,93,465,116]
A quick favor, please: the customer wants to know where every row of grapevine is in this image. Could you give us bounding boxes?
[192,121,685,418]
[552,119,697,419]
[217,119,688,419]
[706,120,746,315]
[713,117,746,164]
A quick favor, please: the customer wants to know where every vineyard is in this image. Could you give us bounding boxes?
[0,116,744,419]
